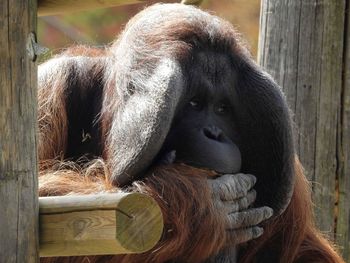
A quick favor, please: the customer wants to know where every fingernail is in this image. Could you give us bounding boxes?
[249,174,257,184]
[266,207,274,218]
[254,227,264,237]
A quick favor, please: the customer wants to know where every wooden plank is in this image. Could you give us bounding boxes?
[38,0,145,16]
[336,0,350,260]
[39,193,132,214]
[258,0,345,237]
[0,0,39,262]
[39,193,164,257]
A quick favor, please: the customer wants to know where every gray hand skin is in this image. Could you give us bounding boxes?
[206,173,274,263]
[160,151,273,262]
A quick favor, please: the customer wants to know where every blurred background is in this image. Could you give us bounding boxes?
[38,0,261,59]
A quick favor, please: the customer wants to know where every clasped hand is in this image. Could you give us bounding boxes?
[208,173,273,245]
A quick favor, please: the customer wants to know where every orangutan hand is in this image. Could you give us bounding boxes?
[209,173,273,245]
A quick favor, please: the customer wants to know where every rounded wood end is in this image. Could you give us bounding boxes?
[115,193,163,253]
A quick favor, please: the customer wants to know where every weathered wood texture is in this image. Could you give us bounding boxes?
[258,0,349,261]
[38,0,145,16]
[39,193,163,257]
[338,0,350,258]
[0,0,39,262]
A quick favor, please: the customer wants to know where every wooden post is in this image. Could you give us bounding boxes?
[258,0,349,260]
[0,0,39,262]
[39,193,163,257]
[338,1,350,258]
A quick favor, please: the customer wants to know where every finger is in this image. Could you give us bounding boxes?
[227,226,264,245]
[223,190,256,213]
[209,173,257,200]
[226,206,273,229]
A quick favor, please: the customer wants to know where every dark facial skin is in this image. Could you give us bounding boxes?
[160,51,242,174]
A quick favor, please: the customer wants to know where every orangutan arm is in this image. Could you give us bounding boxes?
[39,163,272,263]
[118,164,273,263]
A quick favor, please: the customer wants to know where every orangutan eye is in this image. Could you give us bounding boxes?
[216,103,230,115]
[189,98,202,110]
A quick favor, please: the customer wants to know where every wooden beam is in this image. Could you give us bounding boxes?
[38,0,145,16]
[0,0,39,262]
[39,193,163,257]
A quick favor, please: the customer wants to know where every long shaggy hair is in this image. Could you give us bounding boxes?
[38,3,344,263]
[39,160,343,263]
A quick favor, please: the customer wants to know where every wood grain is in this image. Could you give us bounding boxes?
[258,0,349,261]
[39,193,163,256]
[0,0,39,262]
[337,0,350,259]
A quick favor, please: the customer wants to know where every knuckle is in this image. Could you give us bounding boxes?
[221,174,234,182]
[247,190,257,203]
[238,173,256,184]
[239,174,256,189]
[246,174,257,184]
[226,213,238,228]
[264,207,274,218]
[232,212,246,226]
[239,197,249,208]
[253,207,273,222]
[228,228,252,244]
[226,226,264,245]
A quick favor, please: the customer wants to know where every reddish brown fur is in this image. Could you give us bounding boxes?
[38,75,68,161]
[37,46,105,161]
[40,163,226,263]
[39,159,344,263]
[239,159,344,263]
[38,41,344,262]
